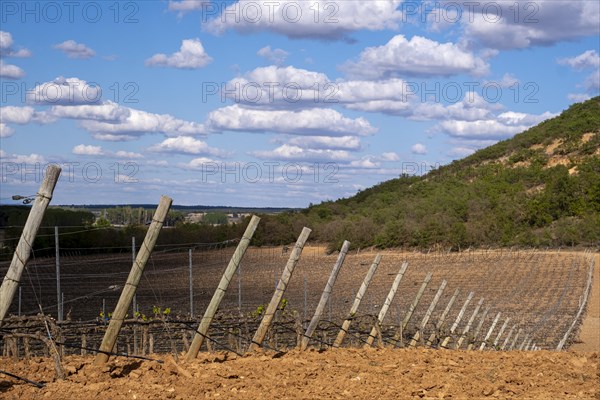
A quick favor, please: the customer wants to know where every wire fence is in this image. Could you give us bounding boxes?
[0,235,595,358]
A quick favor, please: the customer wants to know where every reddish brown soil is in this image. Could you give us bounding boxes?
[1,349,598,399]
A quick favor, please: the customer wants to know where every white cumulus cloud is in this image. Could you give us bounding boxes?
[204,0,405,40]
[436,111,557,140]
[257,46,289,66]
[145,38,212,69]
[27,77,102,105]
[381,152,400,161]
[168,0,210,13]
[0,123,15,137]
[559,50,600,70]
[286,136,362,151]
[48,101,131,122]
[53,40,95,59]
[0,60,25,79]
[0,31,31,57]
[207,104,377,136]
[252,144,352,162]
[148,136,226,156]
[460,1,600,50]
[72,144,104,155]
[411,143,428,155]
[0,106,35,124]
[81,107,208,141]
[342,35,489,79]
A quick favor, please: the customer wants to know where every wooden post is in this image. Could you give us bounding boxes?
[393,271,433,346]
[426,288,459,347]
[94,195,172,365]
[300,240,350,350]
[467,305,489,350]
[189,248,194,317]
[365,261,409,347]
[55,226,62,322]
[81,334,87,356]
[479,312,501,350]
[186,216,260,360]
[510,328,523,350]
[455,297,484,349]
[440,291,474,348]
[248,227,311,352]
[333,254,381,347]
[525,338,533,351]
[0,165,61,324]
[518,334,529,351]
[501,325,516,350]
[493,317,510,350]
[409,280,446,347]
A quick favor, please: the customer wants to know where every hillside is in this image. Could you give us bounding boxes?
[255,97,600,249]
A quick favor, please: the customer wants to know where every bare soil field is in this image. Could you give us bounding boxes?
[1,348,598,399]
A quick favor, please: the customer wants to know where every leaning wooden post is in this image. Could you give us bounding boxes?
[300,240,350,350]
[409,279,446,348]
[94,196,172,365]
[186,215,260,360]
[333,254,381,347]
[248,227,311,352]
[440,291,474,348]
[501,325,517,350]
[479,312,501,351]
[426,288,459,347]
[509,328,523,350]
[492,317,510,350]
[467,305,490,350]
[365,261,409,347]
[393,271,433,346]
[455,297,484,349]
[0,165,61,324]
[517,333,529,351]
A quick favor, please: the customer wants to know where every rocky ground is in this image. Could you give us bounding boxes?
[1,347,598,399]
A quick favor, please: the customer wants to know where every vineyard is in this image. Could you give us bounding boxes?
[0,241,595,356]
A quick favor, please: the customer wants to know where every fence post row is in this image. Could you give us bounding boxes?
[186,215,261,360]
[0,165,62,324]
[94,195,173,365]
[248,227,311,352]
[301,240,350,350]
[333,254,382,348]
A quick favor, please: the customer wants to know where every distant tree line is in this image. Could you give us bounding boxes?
[0,206,249,260]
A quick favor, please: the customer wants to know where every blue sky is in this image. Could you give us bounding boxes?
[1,0,599,207]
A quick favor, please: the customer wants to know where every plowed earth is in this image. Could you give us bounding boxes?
[1,348,599,400]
